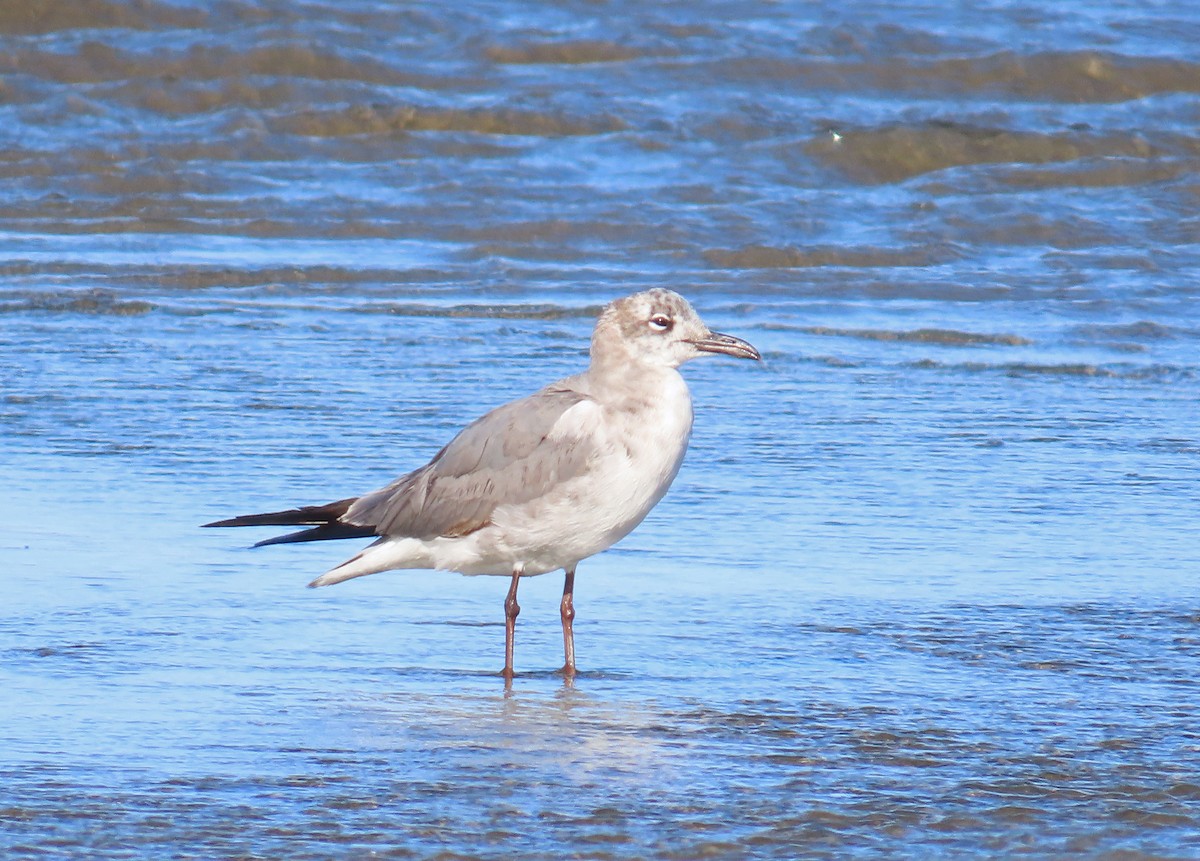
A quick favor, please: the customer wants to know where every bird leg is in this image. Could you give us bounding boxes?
[502,566,522,679]
[560,565,577,677]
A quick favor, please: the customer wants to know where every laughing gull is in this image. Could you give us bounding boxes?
[204,289,760,678]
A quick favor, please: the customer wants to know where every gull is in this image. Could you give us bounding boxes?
[203,289,760,678]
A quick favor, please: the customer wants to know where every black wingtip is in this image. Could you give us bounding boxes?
[201,498,359,530]
[253,530,305,548]
[202,516,244,528]
[252,522,377,547]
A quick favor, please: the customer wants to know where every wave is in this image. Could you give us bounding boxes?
[0,42,430,86]
[704,244,960,269]
[272,104,627,138]
[909,358,1191,380]
[485,40,668,65]
[806,326,1031,347]
[806,120,1160,184]
[0,0,204,34]
[0,288,154,315]
[1073,321,1184,341]
[361,302,599,320]
[703,50,1200,104]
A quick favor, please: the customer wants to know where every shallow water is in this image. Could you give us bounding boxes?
[3,0,1200,857]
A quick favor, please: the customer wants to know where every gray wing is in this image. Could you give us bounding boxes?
[344,385,597,539]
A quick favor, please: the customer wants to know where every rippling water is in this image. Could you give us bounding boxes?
[3,0,1200,857]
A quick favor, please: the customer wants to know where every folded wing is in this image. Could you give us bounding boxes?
[347,386,598,539]
[205,384,602,547]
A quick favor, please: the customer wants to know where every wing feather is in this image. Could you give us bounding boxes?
[345,386,599,540]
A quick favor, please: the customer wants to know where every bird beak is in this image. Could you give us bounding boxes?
[688,331,761,361]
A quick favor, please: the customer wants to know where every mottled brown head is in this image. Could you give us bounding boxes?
[591,288,760,370]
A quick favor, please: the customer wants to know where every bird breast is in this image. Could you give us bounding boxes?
[490,369,694,571]
[602,369,695,516]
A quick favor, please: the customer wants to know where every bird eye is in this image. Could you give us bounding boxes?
[648,314,673,332]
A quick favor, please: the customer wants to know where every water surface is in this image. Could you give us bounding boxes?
[2,0,1200,857]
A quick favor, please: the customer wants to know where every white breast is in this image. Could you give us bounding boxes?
[608,369,694,520]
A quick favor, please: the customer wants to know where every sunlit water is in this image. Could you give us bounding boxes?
[3,0,1200,857]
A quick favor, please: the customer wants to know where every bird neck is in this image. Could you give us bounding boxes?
[585,352,688,411]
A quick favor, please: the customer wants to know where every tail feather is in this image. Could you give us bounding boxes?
[307,537,421,588]
[204,497,375,546]
[307,549,372,588]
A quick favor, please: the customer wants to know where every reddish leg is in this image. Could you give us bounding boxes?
[503,566,522,680]
[560,565,577,677]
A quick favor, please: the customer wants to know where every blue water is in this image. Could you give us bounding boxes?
[3,0,1200,857]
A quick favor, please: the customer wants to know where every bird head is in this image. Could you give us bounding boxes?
[591,288,760,370]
